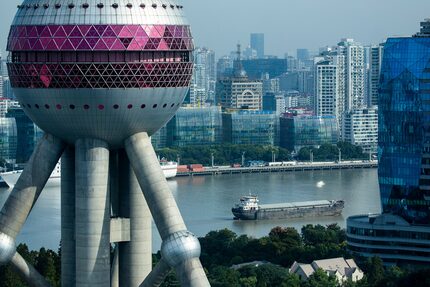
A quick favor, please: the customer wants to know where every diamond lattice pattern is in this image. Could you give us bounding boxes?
[8,62,193,89]
[8,25,193,51]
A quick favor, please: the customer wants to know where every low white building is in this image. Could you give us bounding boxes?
[342,107,378,153]
[289,257,364,284]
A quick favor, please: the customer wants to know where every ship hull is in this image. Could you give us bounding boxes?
[161,166,177,179]
[232,202,344,220]
[232,208,257,220]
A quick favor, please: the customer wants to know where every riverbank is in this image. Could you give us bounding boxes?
[177,160,378,177]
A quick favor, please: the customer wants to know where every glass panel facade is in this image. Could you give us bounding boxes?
[222,110,277,145]
[0,118,17,162]
[6,108,42,163]
[166,106,222,147]
[379,37,430,224]
[279,115,339,151]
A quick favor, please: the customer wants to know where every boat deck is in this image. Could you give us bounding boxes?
[259,200,333,210]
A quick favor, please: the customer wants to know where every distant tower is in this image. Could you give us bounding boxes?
[0,1,210,287]
[250,33,265,59]
[216,44,263,110]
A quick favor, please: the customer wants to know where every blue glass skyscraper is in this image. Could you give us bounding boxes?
[378,24,430,224]
[346,20,430,265]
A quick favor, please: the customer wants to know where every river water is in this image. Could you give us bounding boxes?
[0,168,381,252]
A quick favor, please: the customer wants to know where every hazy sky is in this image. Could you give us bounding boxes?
[1,0,430,57]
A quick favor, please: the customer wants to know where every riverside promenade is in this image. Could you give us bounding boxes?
[177,161,378,177]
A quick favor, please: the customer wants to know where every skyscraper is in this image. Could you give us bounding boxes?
[337,39,366,111]
[368,44,384,107]
[297,49,310,62]
[250,33,265,59]
[346,20,430,266]
[190,47,216,106]
[315,39,366,141]
[315,59,339,119]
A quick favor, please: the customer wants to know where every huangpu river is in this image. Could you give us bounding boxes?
[0,168,381,252]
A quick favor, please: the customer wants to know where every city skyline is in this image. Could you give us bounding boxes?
[0,0,429,57]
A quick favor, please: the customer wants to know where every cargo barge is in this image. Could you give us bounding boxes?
[232,195,344,220]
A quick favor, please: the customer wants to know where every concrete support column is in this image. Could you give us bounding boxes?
[111,244,119,287]
[140,259,171,287]
[124,134,186,239]
[10,252,51,287]
[75,139,110,287]
[109,151,119,218]
[124,133,210,287]
[61,147,75,287]
[0,133,65,239]
[119,150,152,286]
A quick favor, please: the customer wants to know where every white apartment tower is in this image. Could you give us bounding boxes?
[315,60,338,117]
[190,47,216,106]
[368,44,384,107]
[337,39,366,111]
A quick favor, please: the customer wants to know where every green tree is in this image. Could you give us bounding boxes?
[36,248,60,287]
[365,257,384,285]
[303,268,338,287]
[240,276,257,287]
[209,266,241,287]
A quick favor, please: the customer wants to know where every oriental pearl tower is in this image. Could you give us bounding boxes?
[0,1,210,286]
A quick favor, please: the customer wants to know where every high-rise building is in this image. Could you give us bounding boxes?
[315,39,367,139]
[243,45,258,60]
[216,46,263,110]
[1,1,210,285]
[342,108,378,154]
[222,110,277,145]
[216,55,234,80]
[368,44,384,107]
[250,33,265,59]
[0,118,17,162]
[286,55,299,72]
[262,73,280,95]
[189,47,216,106]
[280,113,339,152]
[315,59,339,119]
[2,77,16,100]
[337,39,366,111]
[297,69,315,96]
[347,20,430,266]
[5,107,42,163]
[241,58,289,80]
[263,93,286,115]
[0,98,19,117]
[297,49,310,62]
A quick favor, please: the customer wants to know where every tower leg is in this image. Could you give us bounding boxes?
[124,133,210,287]
[61,147,75,287]
[75,139,110,287]
[119,150,152,286]
[0,133,65,239]
[0,133,64,286]
[11,252,52,287]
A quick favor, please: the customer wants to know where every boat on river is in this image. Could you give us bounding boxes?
[232,195,344,220]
